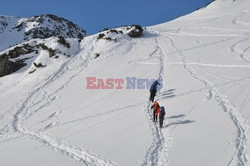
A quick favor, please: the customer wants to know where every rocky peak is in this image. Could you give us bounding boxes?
[12,14,86,40]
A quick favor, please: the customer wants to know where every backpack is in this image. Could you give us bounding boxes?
[160,106,165,115]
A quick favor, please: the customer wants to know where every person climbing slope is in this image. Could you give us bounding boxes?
[156,106,166,128]
[151,101,160,122]
[149,80,160,102]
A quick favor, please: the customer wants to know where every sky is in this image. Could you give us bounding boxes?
[0,0,213,34]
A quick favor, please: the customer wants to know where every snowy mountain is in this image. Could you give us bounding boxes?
[1,0,250,165]
[0,14,88,77]
[0,14,86,51]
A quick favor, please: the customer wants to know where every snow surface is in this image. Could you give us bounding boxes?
[1,0,250,165]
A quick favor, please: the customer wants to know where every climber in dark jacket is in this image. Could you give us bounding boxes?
[156,106,166,128]
[149,80,160,102]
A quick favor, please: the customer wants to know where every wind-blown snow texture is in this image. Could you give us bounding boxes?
[1,0,250,165]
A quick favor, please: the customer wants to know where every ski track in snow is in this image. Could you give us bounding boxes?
[141,29,212,166]
[232,11,250,26]
[1,8,250,165]
[10,37,118,166]
[142,102,168,166]
[157,29,249,166]
[53,102,145,130]
[142,29,172,166]
[231,37,250,63]
[5,35,140,165]
[167,62,250,68]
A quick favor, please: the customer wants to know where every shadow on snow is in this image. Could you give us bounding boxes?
[165,119,195,128]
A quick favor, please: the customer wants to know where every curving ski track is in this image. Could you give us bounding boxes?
[10,37,117,166]
[159,30,249,166]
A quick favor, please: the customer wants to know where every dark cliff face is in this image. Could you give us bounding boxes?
[0,56,26,77]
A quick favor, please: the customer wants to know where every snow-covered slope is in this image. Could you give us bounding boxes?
[1,0,250,165]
